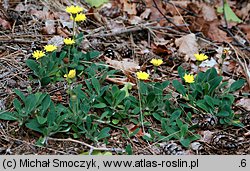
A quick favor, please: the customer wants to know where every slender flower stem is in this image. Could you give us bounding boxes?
[137,80,145,134]
[73,20,76,39]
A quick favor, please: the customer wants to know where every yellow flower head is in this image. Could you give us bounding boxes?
[71,13,86,22]
[194,53,208,61]
[64,69,76,79]
[223,48,231,55]
[150,58,163,66]
[136,71,149,80]
[44,44,57,52]
[65,5,83,14]
[32,50,45,60]
[64,38,75,45]
[183,73,195,84]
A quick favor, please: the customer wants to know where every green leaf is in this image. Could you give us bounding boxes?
[0,111,17,121]
[91,77,100,93]
[125,144,133,155]
[208,76,223,95]
[146,92,156,105]
[93,103,107,108]
[114,91,126,107]
[177,66,185,79]
[217,1,242,23]
[14,89,26,102]
[26,59,40,77]
[170,110,182,122]
[13,98,22,112]
[204,95,214,109]
[97,127,110,140]
[112,119,120,125]
[172,80,186,96]
[180,124,188,138]
[217,110,230,117]
[41,77,51,86]
[25,119,43,133]
[24,94,38,113]
[36,116,47,125]
[40,95,51,116]
[196,100,209,112]
[47,103,56,126]
[129,127,140,137]
[153,113,162,121]
[229,79,245,92]
[180,138,191,148]
[85,0,108,7]
[88,51,100,59]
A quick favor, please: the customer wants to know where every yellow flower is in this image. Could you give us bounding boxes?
[64,38,75,45]
[136,71,149,80]
[44,44,57,52]
[65,5,83,14]
[71,13,86,22]
[32,50,45,60]
[223,48,231,55]
[150,58,163,66]
[194,53,208,61]
[64,69,76,79]
[183,73,195,84]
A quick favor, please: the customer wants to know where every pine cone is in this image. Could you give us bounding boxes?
[161,141,186,155]
[211,132,239,149]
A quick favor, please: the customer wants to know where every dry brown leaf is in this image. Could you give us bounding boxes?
[238,24,250,40]
[129,16,142,25]
[56,27,70,37]
[105,57,140,72]
[199,130,214,143]
[236,98,250,111]
[235,3,250,21]
[140,8,151,19]
[41,20,56,35]
[123,0,136,15]
[201,3,217,21]
[0,18,11,29]
[207,21,233,42]
[175,33,198,61]
[29,9,49,20]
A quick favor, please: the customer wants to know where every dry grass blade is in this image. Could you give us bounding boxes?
[229,43,250,89]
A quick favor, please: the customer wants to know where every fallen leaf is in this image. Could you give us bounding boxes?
[105,58,140,72]
[123,0,137,15]
[140,8,151,19]
[0,18,11,29]
[126,123,144,137]
[235,3,250,21]
[85,0,108,8]
[238,24,250,40]
[236,98,250,111]
[201,3,217,21]
[207,21,232,42]
[41,20,56,35]
[129,16,142,25]
[175,33,199,61]
[29,9,49,20]
[200,58,218,68]
[199,130,214,143]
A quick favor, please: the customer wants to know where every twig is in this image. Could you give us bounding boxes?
[152,0,187,33]
[47,137,125,153]
[86,24,188,38]
[0,135,67,154]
